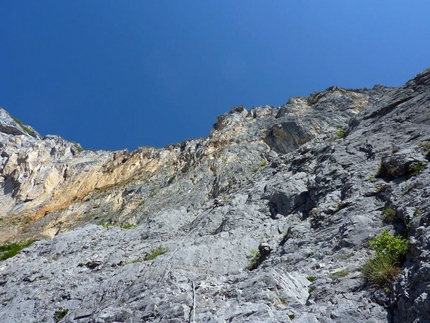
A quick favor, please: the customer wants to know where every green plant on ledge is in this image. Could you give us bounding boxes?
[0,240,35,261]
[362,230,408,290]
[12,117,33,134]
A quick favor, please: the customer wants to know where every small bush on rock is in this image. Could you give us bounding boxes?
[362,230,408,290]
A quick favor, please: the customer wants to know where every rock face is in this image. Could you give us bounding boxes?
[0,68,429,322]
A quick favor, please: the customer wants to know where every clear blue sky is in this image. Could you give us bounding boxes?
[1,1,429,151]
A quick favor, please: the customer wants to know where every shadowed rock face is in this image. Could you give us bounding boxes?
[0,67,429,322]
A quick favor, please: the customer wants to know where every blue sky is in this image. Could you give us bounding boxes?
[1,1,429,151]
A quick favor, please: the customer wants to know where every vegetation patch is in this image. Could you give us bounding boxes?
[306,276,316,282]
[12,117,33,134]
[329,269,349,279]
[336,130,346,138]
[362,230,408,290]
[247,249,260,270]
[0,240,34,261]
[365,176,376,182]
[381,206,396,224]
[100,219,115,227]
[376,159,427,180]
[121,223,136,229]
[144,246,169,261]
[70,141,83,152]
[54,307,68,322]
[375,184,387,194]
[418,141,430,149]
[336,125,346,138]
[408,161,427,178]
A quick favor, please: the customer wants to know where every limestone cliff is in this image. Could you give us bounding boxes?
[0,68,429,322]
[0,85,388,243]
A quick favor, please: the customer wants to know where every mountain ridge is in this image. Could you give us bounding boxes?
[0,67,429,322]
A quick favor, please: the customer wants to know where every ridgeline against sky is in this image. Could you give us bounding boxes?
[1,1,430,150]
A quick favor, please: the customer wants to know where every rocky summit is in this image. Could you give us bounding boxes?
[0,68,429,323]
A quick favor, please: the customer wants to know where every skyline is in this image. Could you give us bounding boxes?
[1,1,429,150]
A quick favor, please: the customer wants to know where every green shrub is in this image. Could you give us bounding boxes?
[0,240,34,261]
[369,230,408,260]
[260,161,268,167]
[252,167,259,173]
[144,246,169,261]
[362,230,408,289]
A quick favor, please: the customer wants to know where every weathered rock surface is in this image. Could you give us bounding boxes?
[0,67,429,322]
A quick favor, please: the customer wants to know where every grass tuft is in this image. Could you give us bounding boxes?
[362,230,408,290]
[0,240,34,261]
[144,246,169,261]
